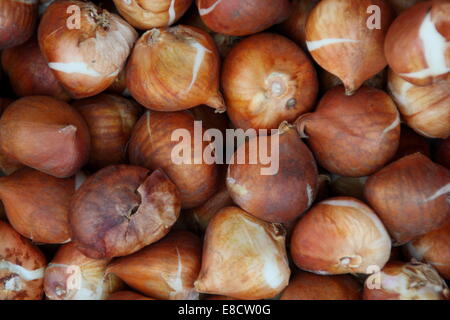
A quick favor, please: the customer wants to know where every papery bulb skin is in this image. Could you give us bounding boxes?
[0,221,46,300]
[387,0,426,14]
[296,86,400,177]
[70,165,181,259]
[0,168,74,244]
[226,123,318,224]
[306,0,393,95]
[435,137,450,169]
[107,291,154,300]
[106,68,129,96]
[0,99,22,175]
[0,96,90,178]
[388,69,450,139]
[113,0,192,29]
[222,33,318,130]
[0,0,38,49]
[364,153,450,245]
[385,1,450,86]
[44,242,123,300]
[126,25,225,112]
[277,0,320,50]
[107,230,202,300]
[128,111,219,209]
[290,197,392,275]
[73,94,142,170]
[280,272,362,300]
[391,125,430,161]
[38,0,138,98]
[363,261,450,300]
[194,206,291,300]
[1,37,70,101]
[196,0,291,36]
[406,222,450,280]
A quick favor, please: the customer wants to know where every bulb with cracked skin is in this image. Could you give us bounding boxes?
[222,33,318,131]
[405,222,450,280]
[388,69,450,139]
[107,230,202,300]
[0,221,46,300]
[295,86,401,177]
[364,153,450,245]
[305,0,393,95]
[0,96,91,178]
[226,122,318,224]
[385,1,450,86]
[70,165,181,259]
[38,0,138,98]
[126,25,225,112]
[44,242,124,300]
[363,261,450,300]
[194,206,291,300]
[290,197,392,275]
[112,0,192,29]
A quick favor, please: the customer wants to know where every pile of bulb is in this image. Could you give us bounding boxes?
[0,0,449,300]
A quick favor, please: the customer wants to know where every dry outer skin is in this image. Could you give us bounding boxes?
[70,165,181,259]
[364,153,450,245]
[0,221,46,300]
[194,206,290,299]
[107,230,201,300]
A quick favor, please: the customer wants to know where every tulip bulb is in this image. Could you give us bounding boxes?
[305,0,393,95]
[280,272,362,300]
[44,242,123,300]
[1,37,70,101]
[127,25,225,112]
[113,0,192,29]
[319,67,387,94]
[387,0,426,14]
[388,69,450,139]
[107,230,202,300]
[196,0,291,36]
[406,222,450,280]
[128,111,219,209]
[296,86,401,177]
[222,33,318,130]
[0,96,90,178]
[290,197,392,275]
[38,0,138,98]
[0,168,75,244]
[194,206,291,300]
[0,221,46,300]
[365,153,450,245]
[363,261,450,300]
[0,0,37,49]
[385,1,450,86]
[71,165,181,259]
[392,125,430,161]
[73,94,142,170]
[226,123,318,223]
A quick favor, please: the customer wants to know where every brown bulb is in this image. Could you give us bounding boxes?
[0,0,37,49]
[0,96,90,178]
[296,86,400,177]
[73,94,142,170]
[0,168,74,244]
[107,230,202,300]
[70,165,181,259]
[365,153,450,245]
[128,111,219,209]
